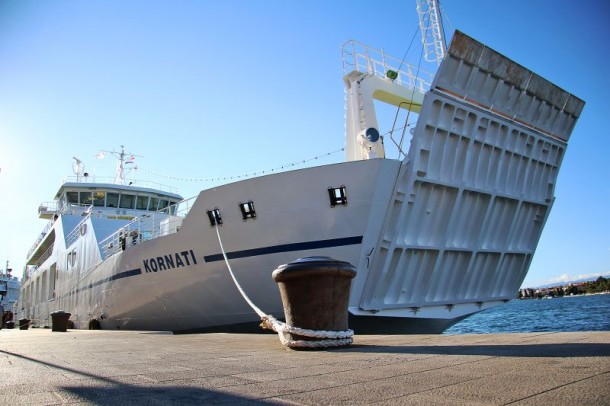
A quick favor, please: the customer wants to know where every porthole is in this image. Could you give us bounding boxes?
[207,208,223,226]
[328,186,347,207]
[239,201,256,220]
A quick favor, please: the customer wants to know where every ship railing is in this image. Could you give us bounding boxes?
[62,175,179,194]
[27,219,56,259]
[341,40,434,94]
[57,202,94,216]
[22,265,34,281]
[38,201,58,213]
[63,198,195,252]
[37,201,93,217]
[29,202,104,259]
[32,243,55,269]
[99,195,197,259]
[174,195,196,217]
[65,209,94,248]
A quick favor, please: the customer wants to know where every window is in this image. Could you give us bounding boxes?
[107,193,119,208]
[207,208,222,226]
[239,201,256,220]
[49,265,57,300]
[119,194,135,209]
[149,197,159,211]
[169,201,177,215]
[66,191,79,204]
[136,196,149,210]
[67,250,76,268]
[80,191,93,206]
[159,199,169,213]
[328,186,347,207]
[93,191,106,207]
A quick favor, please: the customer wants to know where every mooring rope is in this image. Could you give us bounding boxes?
[213,226,353,348]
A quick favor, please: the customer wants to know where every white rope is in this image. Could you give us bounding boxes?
[214,226,354,348]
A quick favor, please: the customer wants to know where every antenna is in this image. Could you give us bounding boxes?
[72,157,85,182]
[97,146,142,185]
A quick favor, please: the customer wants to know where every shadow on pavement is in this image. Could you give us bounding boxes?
[342,342,610,358]
[60,384,272,405]
[1,349,274,404]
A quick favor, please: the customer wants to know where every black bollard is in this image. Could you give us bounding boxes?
[51,311,72,332]
[19,318,30,330]
[272,256,356,346]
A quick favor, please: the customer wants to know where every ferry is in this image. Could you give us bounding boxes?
[17,3,584,334]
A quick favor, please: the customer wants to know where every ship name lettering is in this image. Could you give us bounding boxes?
[143,249,198,273]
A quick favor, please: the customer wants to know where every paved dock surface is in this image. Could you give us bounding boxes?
[1,328,609,405]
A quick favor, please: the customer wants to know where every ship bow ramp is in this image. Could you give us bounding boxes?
[355,31,584,323]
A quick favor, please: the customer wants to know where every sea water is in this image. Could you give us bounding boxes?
[444,293,610,335]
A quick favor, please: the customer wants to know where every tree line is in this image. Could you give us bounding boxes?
[520,276,609,299]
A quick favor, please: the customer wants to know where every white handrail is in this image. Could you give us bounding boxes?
[61,175,180,194]
[100,195,197,259]
[341,40,434,93]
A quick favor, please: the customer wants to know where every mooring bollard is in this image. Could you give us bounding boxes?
[19,318,30,330]
[272,256,356,348]
[51,311,72,332]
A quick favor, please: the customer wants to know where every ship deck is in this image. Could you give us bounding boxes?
[1,328,608,404]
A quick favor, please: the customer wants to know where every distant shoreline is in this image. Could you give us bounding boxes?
[519,291,610,300]
[520,276,609,299]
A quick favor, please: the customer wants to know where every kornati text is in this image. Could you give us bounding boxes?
[143,250,197,273]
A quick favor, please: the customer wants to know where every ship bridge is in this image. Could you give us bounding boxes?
[38,182,183,219]
[28,181,183,266]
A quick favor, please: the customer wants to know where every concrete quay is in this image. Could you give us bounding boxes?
[1,328,609,405]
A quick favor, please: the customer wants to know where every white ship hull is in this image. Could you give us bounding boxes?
[18,32,584,334]
[81,160,400,332]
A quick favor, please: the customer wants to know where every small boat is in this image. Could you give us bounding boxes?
[17,1,584,334]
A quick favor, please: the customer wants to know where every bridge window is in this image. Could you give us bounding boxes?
[149,197,159,211]
[120,194,136,209]
[67,191,79,204]
[80,191,93,206]
[136,196,149,210]
[93,191,105,207]
[159,199,169,213]
[107,193,119,208]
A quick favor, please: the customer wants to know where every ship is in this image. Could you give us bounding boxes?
[1,261,20,328]
[17,3,584,334]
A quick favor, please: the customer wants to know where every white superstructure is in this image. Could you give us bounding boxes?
[18,30,584,334]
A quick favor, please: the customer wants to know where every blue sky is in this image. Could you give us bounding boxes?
[0,0,608,288]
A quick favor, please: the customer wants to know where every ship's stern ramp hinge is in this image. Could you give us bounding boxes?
[358,31,585,317]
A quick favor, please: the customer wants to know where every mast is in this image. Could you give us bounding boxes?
[114,145,126,184]
[1,260,9,277]
[72,157,85,182]
[416,0,447,65]
[96,145,140,185]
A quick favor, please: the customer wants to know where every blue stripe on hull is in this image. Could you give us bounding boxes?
[65,235,363,296]
[203,236,364,263]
